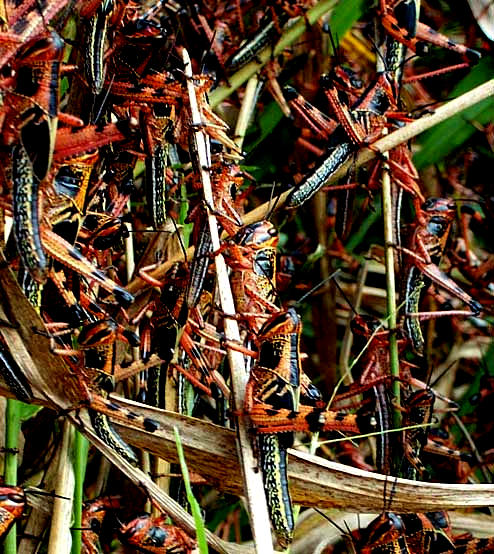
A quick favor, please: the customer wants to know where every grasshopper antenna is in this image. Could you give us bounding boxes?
[266,182,282,222]
[324,22,340,62]
[314,508,347,535]
[429,359,457,388]
[315,507,360,551]
[294,268,341,307]
[25,487,71,501]
[94,73,116,124]
[333,276,359,316]
[170,214,189,263]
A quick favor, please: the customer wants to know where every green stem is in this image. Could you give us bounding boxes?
[4,398,21,553]
[381,166,401,429]
[174,427,208,554]
[71,430,88,554]
[209,0,338,107]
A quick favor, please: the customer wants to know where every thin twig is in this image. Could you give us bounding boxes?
[234,75,260,151]
[381,153,401,428]
[47,422,74,554]
[182,49,274,553]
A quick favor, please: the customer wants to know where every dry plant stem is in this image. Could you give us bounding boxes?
[182,49,274,553]
[234,75,259,150]
[47,421,74,554]
[19,443,65,554]
[128,75,494,293]
[0,362,493,519]
[93,396,494,513]
[381,158,401,429]
[156,350,180,500]
[209,0,338,107]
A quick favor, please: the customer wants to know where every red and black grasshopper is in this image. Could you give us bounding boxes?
[378,0,481,64]
[332,314,460,477]
[351,511,411,553]
[400,390,472,482]
[133,262,190,406]
[12,117,135,308]
[185,213,213,311]
[119,513,197,554]
[0,334,33,402]
[245,308,376,548]
[135,260,229,403]
[79,0,116,95]
[110,51,179,230]
[7,31,65,284]
[227,220,280,332]
[2,31,65,180]
[400,388,435,480]
[344,314,395,475]
[0,0,71,72]
[284,65,365,147]
[352,510,456,553]
[49,315,141,466]
[284,87,356,209]
[225,219,323,401]
[0,485,26,538]
[400,198,482,356]
[133,250,233,406]
[141,101,176,230]
[286,69,423,216]
[81,495,122,554]
[225,5,291,73]
[352,509,494,553]
[0,485,25,540]
[42,146,133,307]
[185,158,245,308]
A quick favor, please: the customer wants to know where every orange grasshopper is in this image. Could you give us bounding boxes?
[81,495,122,554]
[400,198,482,356]
[378,0,481,63]
[0,485,25,540]
[245,308,377,548]
[119,513,197,554]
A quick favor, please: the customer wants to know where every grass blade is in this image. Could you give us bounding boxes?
[174,426,208,554]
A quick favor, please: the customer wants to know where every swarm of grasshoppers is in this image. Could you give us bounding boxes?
[0,0,492,552]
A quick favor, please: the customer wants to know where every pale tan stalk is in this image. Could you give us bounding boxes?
[47,422,74,554]
[182,49,274,553]
[234,75,260,151]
